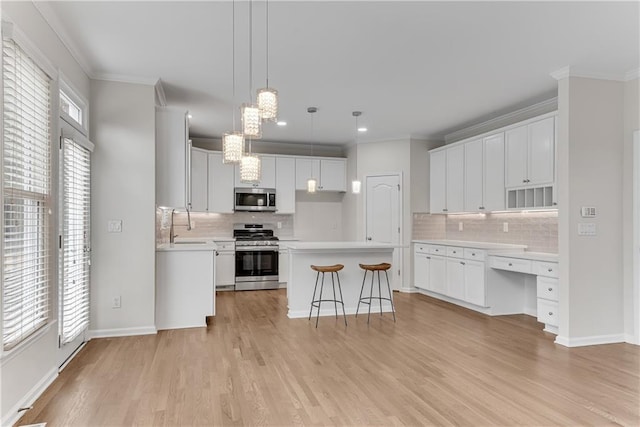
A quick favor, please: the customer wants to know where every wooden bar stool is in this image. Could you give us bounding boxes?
[308,264,347,328]
[356,263,396,323]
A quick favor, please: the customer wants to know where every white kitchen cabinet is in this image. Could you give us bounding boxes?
[429,150,447,213]
[506,116,555,188]
[446,145,464,213]
[413,246,430,290]
[464,139,483,212]
[483,133,505,211]
[295,157,346,192]
[446,258,465,300]
[464,260,486,307]
[156,107,189,208]
[275,156,296,214]
[214,241,235,288]
[235,155,276,188]
[429,255,447,295]
[190,148,208,212]
[208,152,235,213]
[156,249,215,330]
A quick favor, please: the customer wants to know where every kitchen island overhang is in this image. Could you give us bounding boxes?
[283,242,398,319]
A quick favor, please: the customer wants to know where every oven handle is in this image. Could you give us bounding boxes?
[235,246,279,252]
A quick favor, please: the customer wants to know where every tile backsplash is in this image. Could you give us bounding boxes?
[413,211,558,253]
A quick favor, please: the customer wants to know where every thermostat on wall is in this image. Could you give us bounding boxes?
[580,206,596,218]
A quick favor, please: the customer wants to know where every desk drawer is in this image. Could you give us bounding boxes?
[490,256,532,274]
[446,246,464,258]
[536,276,559,302]
[430,245,447,256]
[537,299,559,327]
[464,248,486,261]
[414,243,430,254]
[535,261,559,278]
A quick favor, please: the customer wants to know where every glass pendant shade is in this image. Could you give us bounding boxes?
[240,154,261,183]
[307,178,317,193]
[241,103,262,138]
[257,87,278,121]
[222,132,244,163]
[351,179,361,194]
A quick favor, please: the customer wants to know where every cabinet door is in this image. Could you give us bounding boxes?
[275,157,296,214]
[505,125,528,188]
[464,260,486,306]
[446,145,464,213]
[446,258,465,300]
[215,251,235,287]
[414,252,429,290]
[295,158,321,190]
[319,159,347,191]
[527,117,555,185]
[483,133,505,212]
[429,255,447,295]
[208,152,235,213]
[190,149,208,211]
[464,139,483,212]
[429,150,447,213]
[234,155,276,188]
[156,108,188,208]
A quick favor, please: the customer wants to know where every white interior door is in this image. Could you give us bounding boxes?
[365,174,401,290]
[634,130,640,345]
[58,129,93,368]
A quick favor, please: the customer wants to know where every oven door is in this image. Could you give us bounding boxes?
[235,246,279,290]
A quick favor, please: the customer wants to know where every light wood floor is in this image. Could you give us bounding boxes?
[17,290,640,426]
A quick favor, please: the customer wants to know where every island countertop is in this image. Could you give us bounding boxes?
[282,241,399,251]
[412,239,527,250]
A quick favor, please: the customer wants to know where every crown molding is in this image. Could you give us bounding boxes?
[92,72,159,86]
[625,68,640,81]
[550,65,630,82]
[33,1,94,78]
[155,79,167,107]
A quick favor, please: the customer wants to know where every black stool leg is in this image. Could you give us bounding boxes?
[331,272,338,319]
[378,270,383,316]
[316,272,325,328]
[367,268,375,323]
[309,271,320,321]
[356,270,367,317]
[385,269,396,322]
[336,272,347,326]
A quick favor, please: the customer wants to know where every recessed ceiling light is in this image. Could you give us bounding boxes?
[277,121,287,126]
[358,127,367,132]
[188,114,193,119]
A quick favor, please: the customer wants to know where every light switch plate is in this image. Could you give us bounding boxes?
[578,223,596,236]
[108,220,122,233]
[580,207,596,218]
[458,222,463,231]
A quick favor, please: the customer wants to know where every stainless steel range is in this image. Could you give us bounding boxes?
[234,224,280,291]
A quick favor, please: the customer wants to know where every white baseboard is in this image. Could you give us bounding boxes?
[399,287,419,293]
[555,333,626,347]
[2,367,58,427]
[523,307,537,317]
[624,333,640,345]
[88,326,157,339]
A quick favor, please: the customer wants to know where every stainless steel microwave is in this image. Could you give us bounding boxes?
[234,188,277,212]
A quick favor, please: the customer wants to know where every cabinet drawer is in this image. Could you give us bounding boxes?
[429,245,447,256]
[464,248,486,261]
[535,261,559,278]
[536,276,559,302]
[446,246,464,258]
[537,299,559,327]
[414,243,430,254]
[490,256,532,274]
[215,241,235,251]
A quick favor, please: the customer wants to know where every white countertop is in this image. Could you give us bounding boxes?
[412,239,527,250]
[491,251,558,262]
[156,242,218,252]
[284,241,398,251]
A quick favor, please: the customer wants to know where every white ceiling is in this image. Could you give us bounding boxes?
[38,1,639,145]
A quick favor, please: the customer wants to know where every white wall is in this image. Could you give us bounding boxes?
[89,80,156,336]
[557,76,625,345]
[0,3,90,425]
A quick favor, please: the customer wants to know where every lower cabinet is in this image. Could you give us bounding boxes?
[446,258,466,301]
[464,260,486,307]
[215,241,235,288]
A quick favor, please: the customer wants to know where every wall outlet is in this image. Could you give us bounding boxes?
[112,296,121,309]
[458,222,463,231]
[578,223,597,236]
[503,222,509,233]
[277,221,282,229]
[190,220,196,229]
[108,220,122,233]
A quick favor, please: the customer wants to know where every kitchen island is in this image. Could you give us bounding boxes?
[283,242,397,319]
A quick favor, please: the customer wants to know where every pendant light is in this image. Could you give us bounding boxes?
[240,138,261,183]
[351,111,362,194]
[257,0,278,122]
[241,0,261,138]
[307,107,318,193]
[223,0,244,164]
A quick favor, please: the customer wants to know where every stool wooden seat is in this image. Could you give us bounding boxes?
[311,264,344,273]
[356,263,396,323]
[309,264,347,328]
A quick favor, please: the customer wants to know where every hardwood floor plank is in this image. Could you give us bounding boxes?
[15,290,640,426]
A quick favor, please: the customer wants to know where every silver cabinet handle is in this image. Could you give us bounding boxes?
[548,268,553,272]
[367,237,372,241]
[471,253,476,256]
[426,256,431,260]
[460,261,465,265]
[508,263,513,266]
[548,287,553,291]
[548,312,553,316]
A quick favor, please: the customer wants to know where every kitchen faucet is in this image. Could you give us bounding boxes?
[169,209,177,243]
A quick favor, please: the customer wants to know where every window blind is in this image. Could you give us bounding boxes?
[2,38,52,351]
[60,137,90,345]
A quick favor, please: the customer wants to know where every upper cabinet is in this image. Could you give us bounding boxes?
[505,116,555,188]
[295,157,346,192]
[235,155,276,189]
[464,133,505,212]
[429,150,447,213]
[429,145,464,214]
[156,107,189,208]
